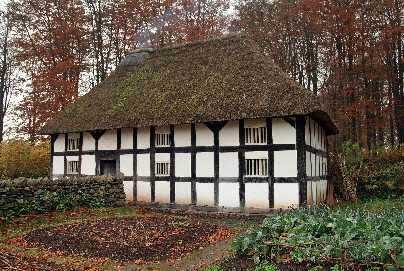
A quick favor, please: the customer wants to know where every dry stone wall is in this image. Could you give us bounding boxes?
[0,176,126,210]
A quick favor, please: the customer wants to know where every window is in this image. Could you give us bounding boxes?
[67,161,79,174]
[155,162,170,176]
[155,133,170,147]
[68,136,80,151]
[245,158,268,176]
[245,127,267,145]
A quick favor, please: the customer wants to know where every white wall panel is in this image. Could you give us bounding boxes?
[274,183,299,209]
[53,156,64,174]
[174,124,191,147]
[54,134,65,152]
[81,155,95,175]
[137,181,151,202]
[196,123,213,146]
[155,181,170,203]
[219,183,239,207]
[121,128,133,149]
[196,183,214,206]
[123,181,133,201]
[274,150,297,177]
[245,151,267,159]
[219,120,239,146]
[196,152,214,177]
[137,127,150,149]
[175,153,191,177]
[137,154,150,176]
[82,132,95,151]
[98,130,117,150]
[175,182,192,204]
[120,154,133,176]
[155,153,170,162]
[245,183,269,208]
[219,152,238,178]
[273,118,296,144]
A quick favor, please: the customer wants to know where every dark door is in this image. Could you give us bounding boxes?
[100,160,117,176]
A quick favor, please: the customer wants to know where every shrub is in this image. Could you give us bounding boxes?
[329,142,404,201]
[0,139,49,180]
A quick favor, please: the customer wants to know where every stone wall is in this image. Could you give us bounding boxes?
[0,176,126,210]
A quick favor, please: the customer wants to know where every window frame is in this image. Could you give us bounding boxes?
[155,161,170,176]
[245,158,268,177]
[155,133,171,147]
[244,126,267,145]
[67,160,79,174]
[67,134,80,151]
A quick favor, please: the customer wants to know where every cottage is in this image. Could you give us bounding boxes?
[40,33,338,211]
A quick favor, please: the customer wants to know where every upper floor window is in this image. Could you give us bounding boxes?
[155,133,170,147]
[68,134,80,151]
[155,162,170,176]
[245,158,268,177]
[67,161,79,174]
[245,126,267,145]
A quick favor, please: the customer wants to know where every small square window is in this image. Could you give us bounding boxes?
[245,127,267,145]
[155,133,170,147]
[245,158,268,177]
[68,137,80,151]
[155,162,170,176]
[67,161,79,174]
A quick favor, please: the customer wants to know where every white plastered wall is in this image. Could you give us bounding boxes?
[137,127,150,149]
[155,181,170,203]
[196,123,213,146]
[196,183,214,205]
[121,128,133,149]
[273,117,296,144]
[245,183,269,208]
[53,156,64,175]
[137,181,151,202]
[274,183,299,208]
[54,134,65,152]
[123,181,134,201]
[98,129,117,150]
[176,182,192,204]
[174,124,191,147]
[274,150,297,177]
[219,152,238,178]
[219,120,239,146]
[81,155,95,175]
[176,153,191,177]
[196,152,214,177]
[219,183,239,207]
[137,154,150,176]
[82,132,95,151]
[120,154,133,176]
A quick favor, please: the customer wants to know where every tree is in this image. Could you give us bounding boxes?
[137,0,230,48]
[0,3,15,142]
[84,0,175,86]
[10,0,89,142]
[235,0,404,149]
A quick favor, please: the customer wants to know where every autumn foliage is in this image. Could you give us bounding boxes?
[0,139,49,179]
[235,0,403,149]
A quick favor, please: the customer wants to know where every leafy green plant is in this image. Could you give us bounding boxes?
[231,205,404,269]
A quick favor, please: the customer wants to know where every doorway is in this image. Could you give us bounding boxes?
[100,160,117,176]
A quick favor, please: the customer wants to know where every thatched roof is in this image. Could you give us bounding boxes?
[40,33,338,135]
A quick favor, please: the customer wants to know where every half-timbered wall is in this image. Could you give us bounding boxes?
[50,116,329,210]
[305,117,327,205]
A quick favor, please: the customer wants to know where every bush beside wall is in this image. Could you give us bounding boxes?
[0,176,126,214]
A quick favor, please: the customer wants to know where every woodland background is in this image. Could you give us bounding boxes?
[0,0,402,149]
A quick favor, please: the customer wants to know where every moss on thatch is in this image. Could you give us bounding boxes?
[40,33,338,135]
